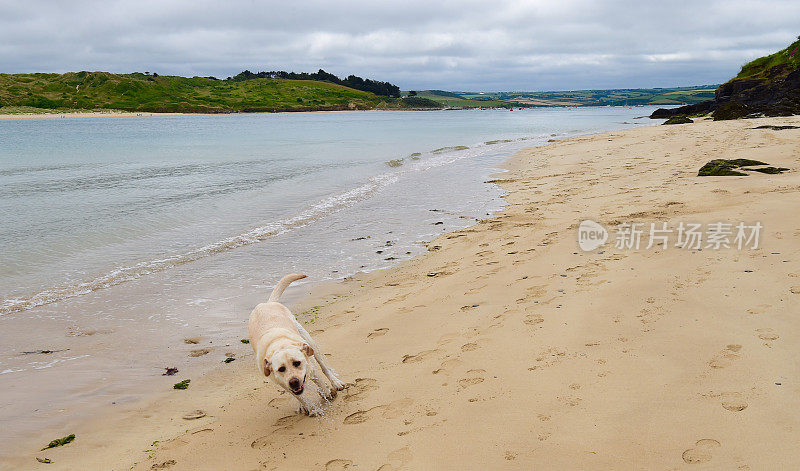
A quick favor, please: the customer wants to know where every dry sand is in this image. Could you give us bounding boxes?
[6,116,800,470]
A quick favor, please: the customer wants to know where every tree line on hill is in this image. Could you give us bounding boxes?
[225,69,401,98]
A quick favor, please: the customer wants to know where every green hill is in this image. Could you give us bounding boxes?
[0,71,430,113]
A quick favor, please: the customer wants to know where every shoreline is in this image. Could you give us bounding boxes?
[4,115,800,469]
[0,111,190,120]
[0,108,452,121]
[0,105,647,121]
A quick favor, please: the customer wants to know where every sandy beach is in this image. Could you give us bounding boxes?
[6,116,800,470]
[0,111,193,120]
[0,108,411,120]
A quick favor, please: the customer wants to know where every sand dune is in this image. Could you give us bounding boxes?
[10,116,800,470]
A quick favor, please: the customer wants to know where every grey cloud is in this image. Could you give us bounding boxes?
[0,0,798,90]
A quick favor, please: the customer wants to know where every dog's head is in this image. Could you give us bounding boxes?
[263,343,314,395]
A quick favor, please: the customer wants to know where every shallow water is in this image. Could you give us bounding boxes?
[0,106,662,453]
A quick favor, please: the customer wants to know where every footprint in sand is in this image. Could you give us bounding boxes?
[402,349,438,364]
[461,342,479,352]
[757,329,780,342]
[523,313,544,325]
[722,397,748,412]
[343,378,378,403]
[367,328,389,339]
[151,460,176,469]
[273,414,304,427]
[708,344,742,369]
[182,410,206,420]
[432,358,463,375]
[458,377,484,388]
[251,435,274,449]
[325,459,353,470]
[343,398,414,424]
[682,439,721,464]
[458,370,486,389]
[557,395,582,407]
[528,347,569,371]
[376,446,413,471]
[437,333,460,345]
[746,304,772,315]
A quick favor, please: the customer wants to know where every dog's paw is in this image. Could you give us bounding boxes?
[319,388,337,400]
[331,378,347,391]
[299,404,324,416]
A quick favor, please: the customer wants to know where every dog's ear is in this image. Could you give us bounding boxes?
[301,344,314,357]
[263,358,272,377]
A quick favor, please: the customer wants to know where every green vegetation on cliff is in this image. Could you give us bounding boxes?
[0,71,427,113]
[736,38,800,79]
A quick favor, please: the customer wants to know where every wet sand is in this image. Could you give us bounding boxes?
[4,116,800,470]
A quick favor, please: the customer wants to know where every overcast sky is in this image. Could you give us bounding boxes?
[1,0,798,91]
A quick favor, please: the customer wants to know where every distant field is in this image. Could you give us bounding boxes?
[0,72,423,113]
[455,85,718,107]
[411,90,512,108]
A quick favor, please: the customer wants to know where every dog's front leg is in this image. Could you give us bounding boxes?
[309,365,336,400]
[294,321,346,390]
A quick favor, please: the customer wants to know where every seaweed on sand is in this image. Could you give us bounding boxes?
[42,434,75,451]
[663,116,693,125]
[697,158,773,176]
[746,166,790,174]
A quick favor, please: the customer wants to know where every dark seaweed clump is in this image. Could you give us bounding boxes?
[748,166,790,174]
[750,125,800,130]
[663,116,693,125]
[42,434,75,451]
[697,158,789,176]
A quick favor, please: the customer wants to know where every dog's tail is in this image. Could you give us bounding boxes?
[268,274,307,302]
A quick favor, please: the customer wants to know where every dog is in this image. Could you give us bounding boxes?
[248,274,345,415]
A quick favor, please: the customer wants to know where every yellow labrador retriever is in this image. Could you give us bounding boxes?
[248,274,345,415]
